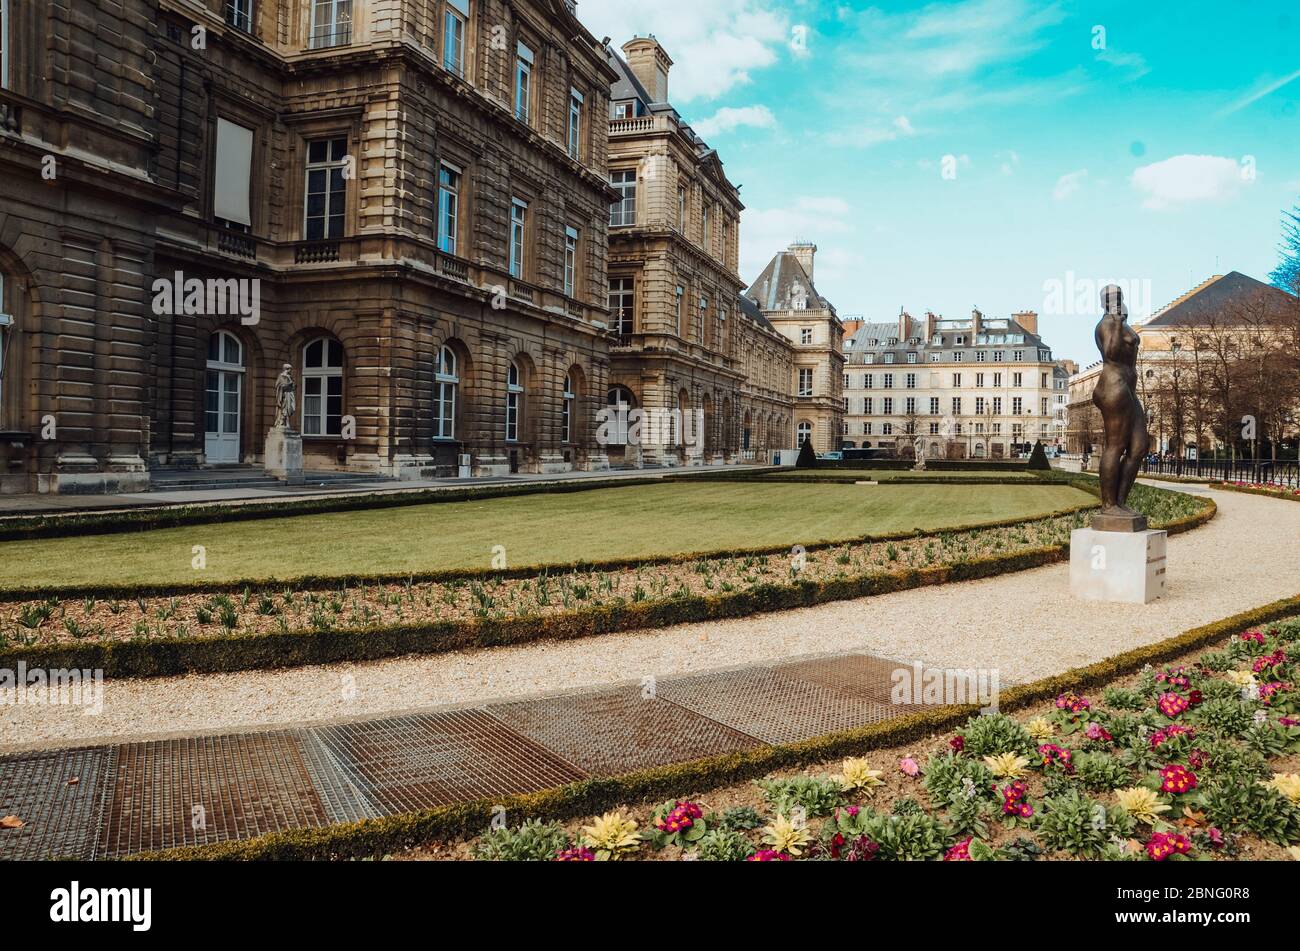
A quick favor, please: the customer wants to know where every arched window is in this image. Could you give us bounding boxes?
[302,337,344,436]
[797,421,813,446]
[563,373,575,444]
[506,361,523,442]
[606,386,635,446]
[435,345,458,440]
[205,331,245,464]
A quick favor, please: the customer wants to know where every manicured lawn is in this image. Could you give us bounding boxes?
[0,481,1094,588]
[765,469,1043,481]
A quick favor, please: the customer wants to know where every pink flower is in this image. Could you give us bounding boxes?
[554,846,595,861]
[1055,692,1091,715]
[1157,692,1190,718]
[1038,743,1073,773]
[1146,831,1192,861]
[944,838,973,861]
[949,735,965,753]
[747,849,791,862]
[1159,764,1198,795]
[1085,722,1113,743]
[899,757,921,777]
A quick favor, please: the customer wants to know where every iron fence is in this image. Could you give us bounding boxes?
[1141,458,1300,489]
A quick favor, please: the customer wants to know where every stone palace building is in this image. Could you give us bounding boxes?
[0,3,823,494]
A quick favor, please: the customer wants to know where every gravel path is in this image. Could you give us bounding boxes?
[6,483,1298,753]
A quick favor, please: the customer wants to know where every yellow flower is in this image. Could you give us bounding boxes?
[1262,773,1300,806]
[1224,670,1258,688]
[761,814,813,857]
[580,809,641,860]
[837,757,885,794]
[1026,716,1055,741]
[983,753,1031,779]
[1115,787,1172,825]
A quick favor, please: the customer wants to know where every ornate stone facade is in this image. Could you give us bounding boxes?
[604,37,793,466]
[0,0,620,491]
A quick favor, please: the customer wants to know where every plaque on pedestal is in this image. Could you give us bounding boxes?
[1069,528,1167,605]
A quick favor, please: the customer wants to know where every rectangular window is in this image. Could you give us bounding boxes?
[225,0,253,32]
[905,397,916,414]
[1014,350,1024,361]
[0,0,9,88]
[1013,397,1023,415]
[883,398,894,415]
[929,397,939,414]
[567,88,584,160]
[953,351,964,362]
[930,422,940,435]
[864,398,873,414]
[993,350,1004,362]
[798,368,813,397]
[993,373,1002,387]
[905,373,916,389]
[609,169,636,226]
[443,0,468,76]
[976,350,987,363]
[437,163,460,254]
[952,397,962,415]
[702,203,711,248]
[907,352,917,364]
[674,285,684,335]
[882,422,893,436]
[563,226,579,297]
[883,373,894,389]
[1041,397,1049,415]
[884,353,895,364]
[800,328,813,345]
[864,374,873,389]
[608,277,634,336]
[304,137,348,240]
[509,198,527,278]
[993,397,1003,414]
[1013,372,1023,387]
[952,373,961,387]
[975,397,985,415]
[310,0,353,49]
[864,422,872,435]
[214,118,254,228]
[514,42,533,123]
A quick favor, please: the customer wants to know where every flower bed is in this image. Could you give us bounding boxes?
[1213,481,1300,503]
[0,483,1212,679]
[433,615,1300,862]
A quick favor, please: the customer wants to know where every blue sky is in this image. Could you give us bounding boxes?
[577,0,1300,364]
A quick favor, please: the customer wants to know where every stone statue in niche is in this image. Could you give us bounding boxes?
[1091,285,1150,532]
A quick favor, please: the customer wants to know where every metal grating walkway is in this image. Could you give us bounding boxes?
[1,650,935,859]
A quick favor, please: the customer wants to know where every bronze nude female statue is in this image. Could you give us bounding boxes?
[1091,285,1150,532]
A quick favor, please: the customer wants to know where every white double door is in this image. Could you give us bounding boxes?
[204,331,245,464]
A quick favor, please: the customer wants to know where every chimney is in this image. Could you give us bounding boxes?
[621,36,673,103]
[971,307,983,337]
[924,311,936,342]
[1013,310,1039,334]
[788,241,816,283]
[898,309,910,343]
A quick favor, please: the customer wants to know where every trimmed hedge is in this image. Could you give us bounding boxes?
[0,492,1215,680]
[124,592,1300,861]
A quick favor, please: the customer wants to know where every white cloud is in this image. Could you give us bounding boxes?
[1217,68,1300,118]
[1053,169,1088,201]
[1095,48,1150,80]
[998,150,1021,175]
[1130,155,1251,210]
[576,0,790,103]
[827,114,917,148]
[739,196,855,284]
[692,105,777,138]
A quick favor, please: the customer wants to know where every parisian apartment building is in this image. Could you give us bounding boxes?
[744,242,846,454]
[843,309,1071,459]
[604,37,794,466]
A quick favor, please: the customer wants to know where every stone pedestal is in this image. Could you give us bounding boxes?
[264,427,304,485]
[1069,528,1167,605]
